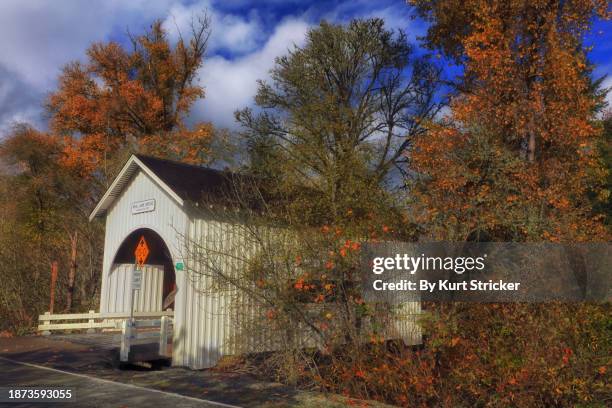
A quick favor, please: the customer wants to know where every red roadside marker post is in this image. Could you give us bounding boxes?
[49,261,58,314]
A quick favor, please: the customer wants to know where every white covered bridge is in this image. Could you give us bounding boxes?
[40,154,421,369]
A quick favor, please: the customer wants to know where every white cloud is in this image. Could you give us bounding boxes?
[193,18,310,129]
[212,12,263,54]
[159,3,310,129]
[0,0,432,138]
[0,0,304,136]
[601,77,612,116]
[163,1,264,56]
[0,0,177,136]
[0,66,46,134]
[0,0,436,137]
[0,0,175,89]
[319,0,423,41]
[593,63,612,114]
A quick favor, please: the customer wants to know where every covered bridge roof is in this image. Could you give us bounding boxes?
[89,154,238,220]
[136,155,236,203]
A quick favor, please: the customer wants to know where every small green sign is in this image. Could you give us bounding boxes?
[175,262,184,271]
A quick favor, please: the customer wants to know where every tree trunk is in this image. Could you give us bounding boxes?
[49,261,58,314]
[66,231,78,312]
[527,131,536,162]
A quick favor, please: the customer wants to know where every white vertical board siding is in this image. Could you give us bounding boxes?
[136,264,164,312]
[178,216,423,369]
[103,263,164,313]
[177,217,249,369]
[392,301,422,346]
[100,170,187,313]
[96,169,189,367]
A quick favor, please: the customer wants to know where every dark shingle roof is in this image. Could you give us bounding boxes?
[135,154,237,203]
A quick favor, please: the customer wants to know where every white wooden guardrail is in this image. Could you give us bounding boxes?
[38,310,174,362]
[38,309,173,334]
[117,316,172,361]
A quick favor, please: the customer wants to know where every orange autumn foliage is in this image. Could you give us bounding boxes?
[46,17,215,179]
[410,0,610,242]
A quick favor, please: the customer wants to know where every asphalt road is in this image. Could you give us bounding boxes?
[0,357,239,408]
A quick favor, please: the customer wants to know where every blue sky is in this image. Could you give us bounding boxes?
[0,0,610,136]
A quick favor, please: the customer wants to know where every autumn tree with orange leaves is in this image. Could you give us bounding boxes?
[47,13,219,182]
[409,0,610,242]
[1,12,224,328]
[369,2,612,407]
